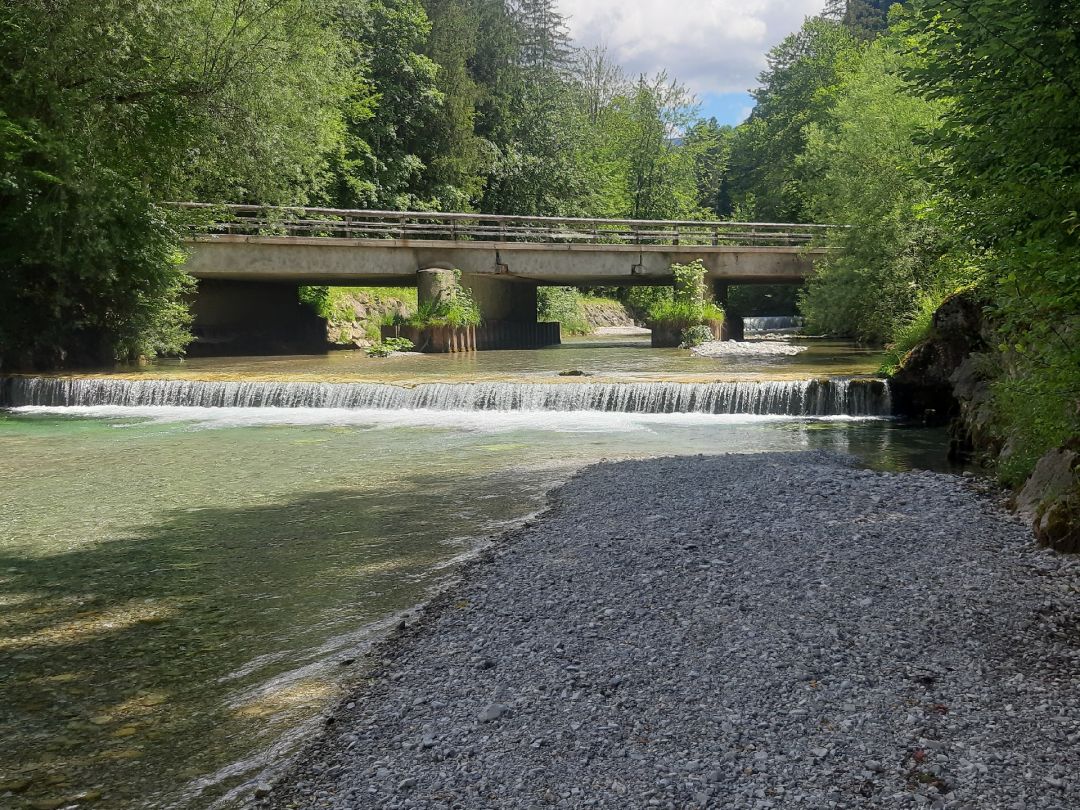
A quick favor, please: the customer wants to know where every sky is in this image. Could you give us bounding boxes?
[558,0,827,126]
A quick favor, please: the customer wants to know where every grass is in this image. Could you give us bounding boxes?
[647,299,725,328]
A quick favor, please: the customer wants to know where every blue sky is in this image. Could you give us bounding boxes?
[560,0,825,125]
[698,92,757,127]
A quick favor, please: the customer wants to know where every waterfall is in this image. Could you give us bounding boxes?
[2,376,893,417]
[743,316,805,334]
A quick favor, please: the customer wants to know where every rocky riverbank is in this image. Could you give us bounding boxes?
[265,452,1080,809]
[890,291,1078,552]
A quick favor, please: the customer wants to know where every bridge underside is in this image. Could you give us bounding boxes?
[182,237,817,355]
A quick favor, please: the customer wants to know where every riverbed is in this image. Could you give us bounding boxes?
[0,337,965,809]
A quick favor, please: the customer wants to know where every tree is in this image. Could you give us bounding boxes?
[683,118,735,217]
[798,37,954,342]
[726,16,857,221]
[421,0,485,208]
[903,0,1080,477]
[0,0,350,369]
[826,0,904,38]
[329,0,444,210]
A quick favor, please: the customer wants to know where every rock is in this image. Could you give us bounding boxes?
[1016,445,1080,552]
[479,703,508,722]
[891,290,989,423]
[254,783,273,798]
[265,453,1080,809]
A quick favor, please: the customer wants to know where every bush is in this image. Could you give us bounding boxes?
[680,325,714,348]
[648,299,725,328]
[405,271,481,328]
[647,260,725,329]
[365,337,414,357]
[878,287,954,375]
[537,287,591,335]
[624,286,672,322]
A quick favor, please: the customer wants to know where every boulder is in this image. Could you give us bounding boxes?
[1015,444,1080,552]
[891,291,988,424]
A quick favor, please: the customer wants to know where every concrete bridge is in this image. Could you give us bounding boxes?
[176,204,835,354]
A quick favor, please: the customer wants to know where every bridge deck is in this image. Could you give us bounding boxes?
[175,204,834,285]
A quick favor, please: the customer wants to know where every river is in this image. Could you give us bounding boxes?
[0,336,961,809]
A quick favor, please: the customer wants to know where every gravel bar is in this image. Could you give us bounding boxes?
[267,451,1080,809]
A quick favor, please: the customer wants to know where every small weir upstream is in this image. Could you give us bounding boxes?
[2,376,892,417]
[0,339,953,810]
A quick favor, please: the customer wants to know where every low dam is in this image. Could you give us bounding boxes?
[3,376,892,417]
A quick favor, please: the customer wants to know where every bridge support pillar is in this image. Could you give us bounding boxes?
[460,274,538,323]
[411,270,558,350]
[187,280,327,357]
[711,280,743,341]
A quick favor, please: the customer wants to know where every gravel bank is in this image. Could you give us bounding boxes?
[267,452,1080,809]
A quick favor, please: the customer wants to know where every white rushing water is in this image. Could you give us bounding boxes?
[3,376,892,417]
[743,316,805,333]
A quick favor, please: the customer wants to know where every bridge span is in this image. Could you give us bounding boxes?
[174,204,835,354]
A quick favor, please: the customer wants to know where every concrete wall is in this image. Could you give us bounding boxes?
[460,274,538,322]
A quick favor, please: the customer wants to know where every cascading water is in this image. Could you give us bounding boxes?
[743,316,805,333]
[2,376,893,417]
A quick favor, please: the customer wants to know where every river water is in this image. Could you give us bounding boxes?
[0,337,960,809]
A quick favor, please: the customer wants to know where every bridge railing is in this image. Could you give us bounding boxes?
[170,203,836,247]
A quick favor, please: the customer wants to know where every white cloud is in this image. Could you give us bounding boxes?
[559,0,826,97]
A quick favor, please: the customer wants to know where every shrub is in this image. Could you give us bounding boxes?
[680,324,714,348]
[648,299,725,328]
[537,287,591,335]
[365,337,414,358]
[647,259,725,329]
[406,271,481,328]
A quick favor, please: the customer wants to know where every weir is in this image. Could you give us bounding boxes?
[2,376,892,417]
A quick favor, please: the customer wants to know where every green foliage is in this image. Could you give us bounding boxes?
[680,325,714,348]
[684,118,736,217]
[537,287,591,335]
[878,287,953,375]
[406,272,481,328]
[624,287,673,322]
[648,262,724,327]
[798,35,962,343]
[0,0,349,369]
[648,299,725,328]
[726,17,858,220]
[365,337,415,357]
[330,0,443,210]
[901,0,1080,477]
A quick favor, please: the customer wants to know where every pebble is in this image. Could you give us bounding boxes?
[266,452,1080,809]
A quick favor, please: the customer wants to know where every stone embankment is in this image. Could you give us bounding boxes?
[266,452,1080,809]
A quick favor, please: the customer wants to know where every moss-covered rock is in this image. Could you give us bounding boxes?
[890,291,989,423]
[1015,443,1080,552]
